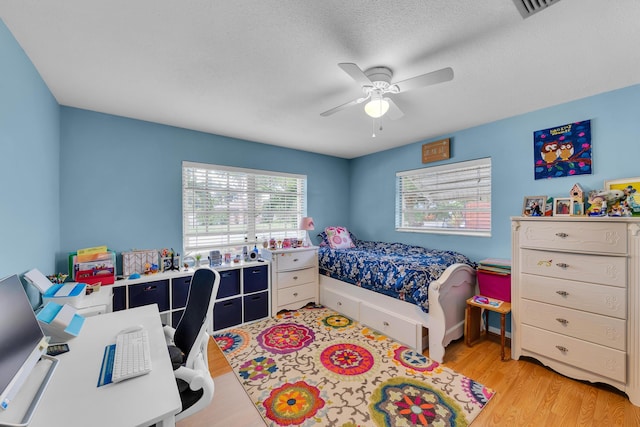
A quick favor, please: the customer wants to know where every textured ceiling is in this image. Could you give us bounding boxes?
[1,0,639,158]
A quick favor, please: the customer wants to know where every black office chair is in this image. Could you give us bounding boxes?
[164,268,220,421]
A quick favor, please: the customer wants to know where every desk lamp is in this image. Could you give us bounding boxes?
[300,217,315,247]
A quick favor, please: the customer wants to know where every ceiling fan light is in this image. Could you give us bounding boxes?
[364,96,390,118]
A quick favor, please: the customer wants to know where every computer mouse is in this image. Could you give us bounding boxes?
[128,273,141,279]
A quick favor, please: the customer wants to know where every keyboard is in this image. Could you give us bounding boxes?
[112,328,152,383]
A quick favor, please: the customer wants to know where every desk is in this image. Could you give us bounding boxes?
[23,305,180,427]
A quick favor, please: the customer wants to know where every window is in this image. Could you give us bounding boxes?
[182,162,307,255]
[395,158,491,236]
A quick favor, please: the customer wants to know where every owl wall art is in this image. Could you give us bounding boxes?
[533,120,592,180]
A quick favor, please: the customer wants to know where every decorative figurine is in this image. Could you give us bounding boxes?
[570,183,584,202]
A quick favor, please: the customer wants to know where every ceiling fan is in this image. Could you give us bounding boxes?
[320,63,454,120]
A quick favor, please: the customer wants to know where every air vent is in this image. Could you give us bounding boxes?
[513,0,561,18]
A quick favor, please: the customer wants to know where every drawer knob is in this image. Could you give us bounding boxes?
[293,292,298,297]
[293,258,299,262]
[555,232,569,238]
[337,301,342,306]
[555,345,568,353]
[293,276,298,280]
[556,262,569,269]
[556,318,569,325]
[556,290,569,297]
[383,321,390,327]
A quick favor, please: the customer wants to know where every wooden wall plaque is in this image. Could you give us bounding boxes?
[422,138,450,164]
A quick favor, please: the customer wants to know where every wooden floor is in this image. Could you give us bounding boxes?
[179,333,640,427]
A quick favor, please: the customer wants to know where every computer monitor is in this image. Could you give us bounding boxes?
[0,274,49,412]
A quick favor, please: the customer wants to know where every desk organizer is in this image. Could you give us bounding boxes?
[69,249,116,285]
[122,250,160,276]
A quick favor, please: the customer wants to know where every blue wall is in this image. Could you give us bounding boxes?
[59,108,350,272]
[4,13,640,324]
[0,19,60,304]
[349,84,640,261]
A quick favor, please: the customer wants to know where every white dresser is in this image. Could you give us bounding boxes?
[263,247,319,314]
[511,217,640,406]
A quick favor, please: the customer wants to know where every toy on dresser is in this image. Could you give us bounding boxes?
[586,189,631,216]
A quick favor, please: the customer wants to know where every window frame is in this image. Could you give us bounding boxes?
[182,161,307,255]
[395,157,492,237]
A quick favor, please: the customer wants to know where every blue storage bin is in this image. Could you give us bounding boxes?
[243,265,268,293]
[113,286,126,311]
[244,291,269,322]
[172,309,184,327]
[129,280,170,311]
[172,275,192,309]
[217,270,240,298]
[213,297,242,331]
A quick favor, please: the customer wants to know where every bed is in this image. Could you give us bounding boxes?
[317,233,476,363]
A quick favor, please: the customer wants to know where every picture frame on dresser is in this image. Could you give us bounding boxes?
[571,200,584,216]
[553,197,571,216]
[522,195,546,216]
[604,177,640,192]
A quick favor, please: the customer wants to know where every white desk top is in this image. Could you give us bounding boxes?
[28,305,180,427]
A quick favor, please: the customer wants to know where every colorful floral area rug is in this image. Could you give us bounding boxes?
[213,306,494,426]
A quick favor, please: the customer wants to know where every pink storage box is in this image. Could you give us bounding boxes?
[477,271,511,302]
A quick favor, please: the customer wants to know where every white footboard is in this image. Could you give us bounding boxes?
[319,263,476,363]
[426,263,476,363]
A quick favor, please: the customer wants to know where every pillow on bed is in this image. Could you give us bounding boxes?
[317,229,359,247]
[325,226,355,249]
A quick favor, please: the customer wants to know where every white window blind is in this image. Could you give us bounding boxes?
[396,158,491,236]
[183,162,307,254]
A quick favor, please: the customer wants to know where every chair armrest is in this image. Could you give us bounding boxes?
[174,355,209,391]
[163,325,176,344]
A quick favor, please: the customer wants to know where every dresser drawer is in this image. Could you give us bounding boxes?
[322,287,359,319]
[520,249,626,287]
[520,274,626,319]
[360,302,419,348]
[277,282,317,307]
[276,267,316,289]
[519,221,627,254]
[521,299,626,350]
[521,324,626,382]
[273,250,317,272]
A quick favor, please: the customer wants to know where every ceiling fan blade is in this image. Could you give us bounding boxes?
[338,63,372,87]
[320,97,362,117]
[386,98,404,120]
[394,67,454,92]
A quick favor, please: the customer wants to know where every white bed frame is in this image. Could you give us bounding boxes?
[319,263,476,363]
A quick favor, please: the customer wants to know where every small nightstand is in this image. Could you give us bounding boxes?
[263,246,318,314]
[465,295,512,361]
